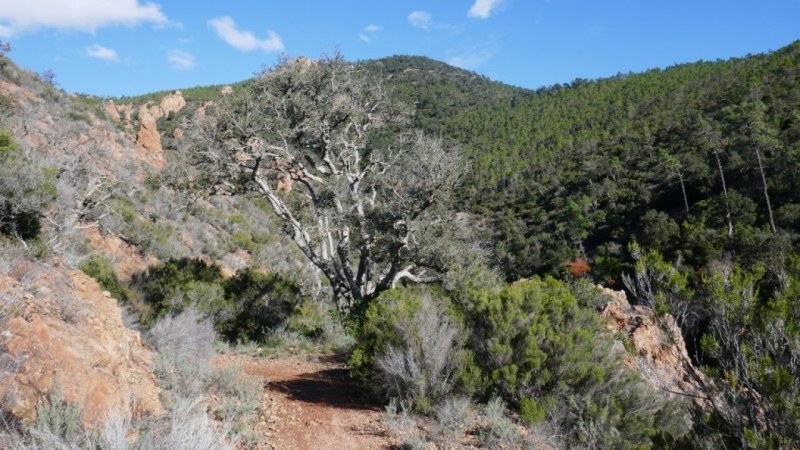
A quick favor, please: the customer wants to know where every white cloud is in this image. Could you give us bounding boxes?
[408,11,432,30]
[208,16,284,53]
[467,0,503,19]
[168,50,195,70]
[359,24,381,43]
[85,44,119,61]
[0,0,167,37]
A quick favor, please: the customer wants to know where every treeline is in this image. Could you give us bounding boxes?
[368,42,800,283]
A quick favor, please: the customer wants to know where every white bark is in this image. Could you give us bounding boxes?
[199,54,465,310]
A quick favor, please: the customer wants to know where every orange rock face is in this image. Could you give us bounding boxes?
[158,91,186,118]
[0,264,162,427]
[597,286,706,399]
[103,100,121,122]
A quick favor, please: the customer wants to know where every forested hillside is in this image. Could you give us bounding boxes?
[364,43,800,283]
[359,47,800,447]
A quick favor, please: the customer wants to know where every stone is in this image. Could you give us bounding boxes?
[136,107,161,152]
[597,285,706,400]
[0,265,163,427]
[159,91,186,117]
[103,100,121,122]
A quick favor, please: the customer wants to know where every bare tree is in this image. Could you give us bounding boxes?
[659,149,690,215]
[194,54,466,310]
[40,69,57,87]
[698,117,733,237]
[744,99,778,234]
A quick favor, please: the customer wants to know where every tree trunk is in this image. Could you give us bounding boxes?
[676,168,689,215]
[713,149,734,237]
[754,147,777,233]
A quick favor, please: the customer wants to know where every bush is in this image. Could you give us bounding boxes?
[216,268,303,343]
[147,397,233,450]
[133,259,305,344]
[205,365,262,425]
[460,276,687,447]
[381,398,426,450]
[79,255,129,303]
[148,309,216,397]
[693,261,800,448]
[351,287,476,412]
[462,277,610,404]
[431,396,472,445]
[149,308,216,367]
[476,397,522,450]
[133,258,224,324]
[0,130,56,241]
[32,389,83,445]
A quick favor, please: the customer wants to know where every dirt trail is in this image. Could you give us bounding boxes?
[216,354,396,450]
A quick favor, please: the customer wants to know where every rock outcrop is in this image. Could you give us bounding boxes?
[156,91,186,118]
[0,262,162,427]
[136,106,163,159]
[103,100,121,123]
[598,286,706,399]
[106,91,187,167]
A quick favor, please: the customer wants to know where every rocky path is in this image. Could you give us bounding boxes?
[215,354,396,450]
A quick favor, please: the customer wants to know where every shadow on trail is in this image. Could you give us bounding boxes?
[267,367,382,411]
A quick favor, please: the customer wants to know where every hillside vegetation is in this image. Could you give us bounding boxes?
[1,38,799,449]
[365,46,800,285]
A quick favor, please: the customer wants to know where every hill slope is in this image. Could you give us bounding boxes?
[366,44,800,281]
[117,46,800,281]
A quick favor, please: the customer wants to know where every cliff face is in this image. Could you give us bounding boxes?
[0,262,162,426]
[598,286,706,401]
[105,90,187,166]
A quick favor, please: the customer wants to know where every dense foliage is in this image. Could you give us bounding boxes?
[352,279,688,446]
[129,258,304,343]
[356,43,800,447]
[367,43,800,283]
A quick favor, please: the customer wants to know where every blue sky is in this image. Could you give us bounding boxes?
[1,0,799,97]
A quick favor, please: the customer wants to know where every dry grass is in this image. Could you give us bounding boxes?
[376,293,463,411]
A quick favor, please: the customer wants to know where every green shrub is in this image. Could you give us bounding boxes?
[461,277,609,403]
[350,287,478,412]
[230,230,255,252]
[693,261,800,448]
[79,255,129,302]
[519,397,547,425]
[133,258,224,324]
[460,276,687,447]
[133,259,304,343]
[0,129,56,241]
[217,268,303,343]
[0,129,16,154]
